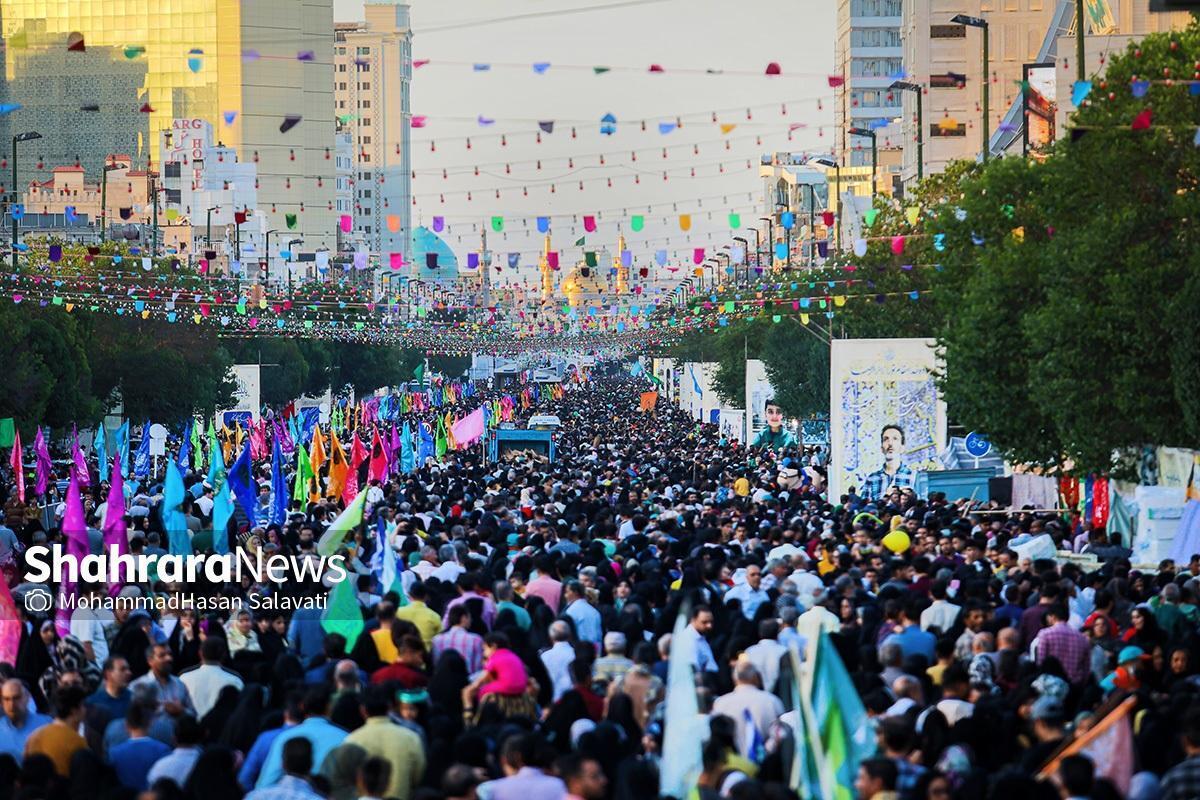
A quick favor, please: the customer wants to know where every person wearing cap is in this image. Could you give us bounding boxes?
[1020,695,1067,773]
[1100,646,1146,694]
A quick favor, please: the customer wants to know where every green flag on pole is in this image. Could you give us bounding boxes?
[316,490,368,557]
[412,363,425,383]
[293,445,314,503]
[434,416,448,459]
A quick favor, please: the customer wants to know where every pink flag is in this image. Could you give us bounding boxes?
[367,428,388,483]
[0,578,21,665]
[71,426,90,487]
[103,454,130,597]
[344,432,367,502]
[56,475,90,636]
[451,407,486,447]
[34,427,52,497]
[389,424,402,475]
[9,429,23,504]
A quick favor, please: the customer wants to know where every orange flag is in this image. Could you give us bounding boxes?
[639,391,658,412]
[327,429,349,499]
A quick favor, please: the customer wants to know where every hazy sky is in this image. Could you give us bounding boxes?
[335,0,835,292]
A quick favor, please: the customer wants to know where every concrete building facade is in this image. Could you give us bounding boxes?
[0,0,335,247]
[333,1,412,261]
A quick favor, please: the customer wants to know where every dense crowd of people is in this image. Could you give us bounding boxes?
[0,373,1197,800]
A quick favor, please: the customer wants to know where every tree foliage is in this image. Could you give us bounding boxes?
[931,23,1200,470]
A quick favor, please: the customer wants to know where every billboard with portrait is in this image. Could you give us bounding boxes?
[829,339,946,500]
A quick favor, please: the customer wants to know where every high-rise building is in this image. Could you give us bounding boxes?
[0,0,335,248]
[835,0,904,194]
[333,1,412,261]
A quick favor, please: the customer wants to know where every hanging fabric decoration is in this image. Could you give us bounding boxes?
[490,216,503,232]
[692,248,705,264]
[780,212,795,230]
[187,48,203,72]
[507,253,520,268]
[583,215,597,232]
[630,215,644,232]
[536,216,550,233]
[432,216,444,232]
[286,213,298,230]
[280,115,302,133]
[387,215,401,232]
[340,214,352,232]
[679,214,691,231]
[655,250,668,265]
[728,213,740,229]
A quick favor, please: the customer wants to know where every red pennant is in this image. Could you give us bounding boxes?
[1131,108,1152,130]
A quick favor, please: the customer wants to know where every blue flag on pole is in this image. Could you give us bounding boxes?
[94,424,108,483]
[133,421,151,479]
[690,366,703,398]
[227,441,259,524]
[417,422,434,464]
[177,420,192,472]
[114,421,130,479]
[269,436,288,526]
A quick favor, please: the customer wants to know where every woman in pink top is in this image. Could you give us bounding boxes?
[462,632,537,725]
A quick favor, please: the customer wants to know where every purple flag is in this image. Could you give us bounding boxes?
[34,427,52,497]
[71,426,90,487]
[104,454,129,597]
[56,475,90,636]
[389,424,402,475]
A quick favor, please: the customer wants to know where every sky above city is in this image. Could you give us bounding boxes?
[334,0,835,292]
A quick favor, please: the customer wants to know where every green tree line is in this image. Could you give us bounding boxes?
[671,23,1200,471]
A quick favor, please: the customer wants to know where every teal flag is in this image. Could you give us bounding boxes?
[94,424,108,483]
[207,431,233,555]
[321,578,365,646]
[400,421,415,473]
[162,458,191,555]
[809,631,875,800]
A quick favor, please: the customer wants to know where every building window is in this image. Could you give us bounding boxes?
[361,118,371,126]
[360,100,370,108]
[850,58,903,78]
[164,162,181,178]
[850,29,901,47]
[335,45,345,53]
[850,0,901,16]
[929,72,967,88]
[930,24,967,38]
[360,63,370,71]
[930,122,967,137]
[363,190,372,198]
[359,82,370,90]
[358,46,371,55]
[338,64,346,72]
[361,136,371,145]
[338,82,347,90]
[852,89,890,108]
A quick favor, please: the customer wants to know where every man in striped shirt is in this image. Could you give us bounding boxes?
[432,606,484,675]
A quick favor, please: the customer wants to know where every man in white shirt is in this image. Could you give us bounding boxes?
[69,585,113,664]
[724,565,769,621]
[540,621,576,701]
[920,581,961,634]
[741,620,788,693]
[711,663,785,758]
[180,638,244,718]
[787,563,826,611]
[429,544,465,584]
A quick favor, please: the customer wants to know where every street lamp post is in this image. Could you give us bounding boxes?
[286,238,302,294]
[264,228,279,288]
[952,14,990,163]
[205,206,219,248]
[100,160,121,244]
[732,237,749,283]
[758,216,775,270]
[849,127,877,199]
[11,131,41,269]
[746,228,761,274]
[890,80,924,182]
[813,156,842,252]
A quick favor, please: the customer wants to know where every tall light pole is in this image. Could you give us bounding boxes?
[952,14,990,163]
[100,160,121,244]
[732,236,749,284]
[11,131,41,269]
[758,216,775,270]
[205,206,219,248]
[285,237,302,294]
[813,156,842,252]
[264,228,279,288]
[1076,0,1085,82]
[890,80,924,183]
[849,127,877,199]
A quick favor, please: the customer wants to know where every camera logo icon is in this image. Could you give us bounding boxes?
[23,588,54,614]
